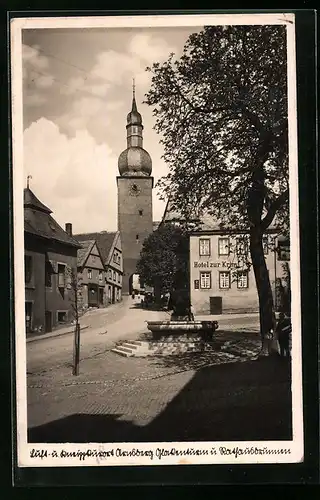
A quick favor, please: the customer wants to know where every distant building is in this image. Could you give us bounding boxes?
[24,188,81,336]
[74,231,123,305]
[77,240,107,312]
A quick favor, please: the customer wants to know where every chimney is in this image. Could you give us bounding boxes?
[65,223,72,236]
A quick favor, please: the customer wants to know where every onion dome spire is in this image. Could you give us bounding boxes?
[118,81,152,177]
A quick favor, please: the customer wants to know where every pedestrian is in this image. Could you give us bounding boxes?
[276,312,291,358]
[131,291,135,299]
[188,303,195,321]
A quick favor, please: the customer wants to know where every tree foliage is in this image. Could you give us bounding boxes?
[145,25,290,344]
[146,25,288,230]
[136,224,189,296]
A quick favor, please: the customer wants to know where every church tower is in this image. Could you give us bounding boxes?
[117,83,153,295]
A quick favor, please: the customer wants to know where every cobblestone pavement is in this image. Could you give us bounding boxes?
[26,325,293,443]
[26,302,291,443]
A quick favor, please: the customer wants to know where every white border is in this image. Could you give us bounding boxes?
[11,12,303,467]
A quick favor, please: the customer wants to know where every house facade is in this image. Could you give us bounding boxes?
[24,188,81,336]
[105,232,123,304]
[77,240,108,312]
[189,228,289,315]
[74,231,123,305]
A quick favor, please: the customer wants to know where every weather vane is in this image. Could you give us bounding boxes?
[27,175,32,189]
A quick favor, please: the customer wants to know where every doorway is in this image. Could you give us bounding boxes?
[25,301,33,334]
[88,284,99,307]
[210,296,222,315]
[99,287,104,306]
[45,310,52,333]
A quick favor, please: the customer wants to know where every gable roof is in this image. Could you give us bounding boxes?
[77,240,95,267]
[24,188,81,248]
[74,231,119,265]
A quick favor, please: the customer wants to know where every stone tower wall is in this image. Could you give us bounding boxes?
[117,176,153,294]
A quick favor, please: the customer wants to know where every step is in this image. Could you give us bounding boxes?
[110,347,133,357]
[120,342,139,350]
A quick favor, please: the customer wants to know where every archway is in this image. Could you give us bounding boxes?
[128,274,134,295]
[129,273,141,295]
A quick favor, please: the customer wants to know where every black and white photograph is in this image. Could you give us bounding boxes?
[11,12,303,467]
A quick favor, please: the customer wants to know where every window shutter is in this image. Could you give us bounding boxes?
[49,260,58,273]
[65,265,73,290]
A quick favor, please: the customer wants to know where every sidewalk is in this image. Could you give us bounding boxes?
[26,324,90,344]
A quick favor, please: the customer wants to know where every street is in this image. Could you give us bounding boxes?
[25,301,292,444]
[27,297,260,375]
[27,296,166,374]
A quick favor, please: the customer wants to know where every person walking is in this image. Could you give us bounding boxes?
[276,312,292,358]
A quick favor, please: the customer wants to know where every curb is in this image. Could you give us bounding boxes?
[27,325,89,344]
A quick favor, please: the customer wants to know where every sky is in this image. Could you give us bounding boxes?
[22,26,202,233]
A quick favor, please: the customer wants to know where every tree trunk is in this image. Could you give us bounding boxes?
[154,279,162,305]
[250,227,277,356]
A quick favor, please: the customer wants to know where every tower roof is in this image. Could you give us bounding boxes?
[118,84,152,177]
[126,79,142,126]
[24,187,52,214]
[118,147,152,177]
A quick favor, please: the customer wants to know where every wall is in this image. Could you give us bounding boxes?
[24,248,45,333]
[24,235,78,334]
[45,245,78,328]
[117,176,153,294]
[190,233,285,315]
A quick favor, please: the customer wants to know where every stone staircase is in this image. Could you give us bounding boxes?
[110,335,232,357]
[111,339,204,357]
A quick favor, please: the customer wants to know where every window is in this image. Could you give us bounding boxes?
[113,252,117,263]
[113,271,116,281]
[139,210,143,216]
[199,238,211,256]
[57,311,67,323]
[263,236,269,255]
[58,264,66,288]
[218,238,229,256]
[236,237,248,255]
[87,268,92,280]
[108,269,112,279]
[237,271,248,289]
[219,271,230,289]
[136,234,139,241]
[200,272,211,289]
[118,273,121,283]
[99,271,103,282]
[24,255,32,284]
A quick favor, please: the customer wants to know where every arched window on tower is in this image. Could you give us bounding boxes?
[136,234,139,243]
[139,210,143,216]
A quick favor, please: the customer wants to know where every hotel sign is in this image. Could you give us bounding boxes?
[194,261,238,269]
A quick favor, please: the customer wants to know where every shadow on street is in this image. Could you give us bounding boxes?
[28,356,292,443]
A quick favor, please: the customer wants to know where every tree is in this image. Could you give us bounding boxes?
[68,268,81,375]
[136,224,189,303]
[145,25,289,353]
